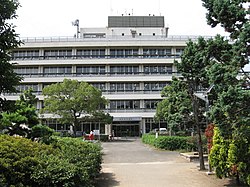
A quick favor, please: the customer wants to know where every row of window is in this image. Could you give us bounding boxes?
[40,100,161,110]
[11,48,184,59]
[14,82,169,92]
[43,118,167,134]
[14,65,173,75]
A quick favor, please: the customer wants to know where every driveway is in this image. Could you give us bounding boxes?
[95,138,239,187]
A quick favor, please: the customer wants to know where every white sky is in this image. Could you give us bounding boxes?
[12,0,230,38]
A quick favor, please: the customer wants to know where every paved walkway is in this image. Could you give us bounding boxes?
[95,138,240,187]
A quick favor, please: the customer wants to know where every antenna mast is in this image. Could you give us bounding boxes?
[72,19,80,38]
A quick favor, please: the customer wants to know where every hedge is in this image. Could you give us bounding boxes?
[142,134,206,152]
[0,135,102,187]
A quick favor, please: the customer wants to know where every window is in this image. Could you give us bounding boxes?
[143,65,172,74]
[14,67,39,77]
[144,100,161,109]
[76,49,105,58]
[110,66,139,74]
[83,33,106,38]
[43,67,72,76]
[91,83,106,91]
[110,100,140,109]
[15,84,39,92]
[12,50,39,60]
[143,48,171,58]
[109,83,139,92]
[144,82,168,91]
[76,66,105,75]
[110,49,138,58]
[176,48,185,57]
[44,50,72,59]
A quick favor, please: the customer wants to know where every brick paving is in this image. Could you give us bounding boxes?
[95,138,240,187]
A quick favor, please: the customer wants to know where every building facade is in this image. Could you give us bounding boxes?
[4,16,203,137]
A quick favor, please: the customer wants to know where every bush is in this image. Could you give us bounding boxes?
[0,135,102,187]
[51,136,102,180]
[154,136,188,150]
[142,134,206,152]
[0,135,55,186]
[29,124,55,143]
[96,134,109,142]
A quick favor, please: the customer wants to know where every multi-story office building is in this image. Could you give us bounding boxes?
[5,16,198,137]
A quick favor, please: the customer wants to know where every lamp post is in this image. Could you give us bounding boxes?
[194,84,214,174]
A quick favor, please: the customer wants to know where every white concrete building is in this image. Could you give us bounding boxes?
[5,16,204,137]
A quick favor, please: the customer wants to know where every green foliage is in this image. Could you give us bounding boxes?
[210,127,250,185]
[172,37,211,170]
[52,137,102,180]
[209,127,230,178]
[142,134,205,152]
[0,0,22,111]
[202,0,249,39]
[0,135,55,186]
[210,85,250,137]
[155,77,193,132]
[42,79,110,135]
[201,2,249,184]
[30,124,55,143]
[0,135,102,187]
[0,90,39,136]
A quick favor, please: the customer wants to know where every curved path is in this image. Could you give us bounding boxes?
[96,138,238,187]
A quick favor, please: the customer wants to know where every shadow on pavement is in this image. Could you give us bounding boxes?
[223,179,248,187]
[95,172,120,187]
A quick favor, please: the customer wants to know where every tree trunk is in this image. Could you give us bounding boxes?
[193,95,205,170]
[72,119,78,137]
[197,124,205,170]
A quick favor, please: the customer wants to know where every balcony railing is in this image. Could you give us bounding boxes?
[11,54,180,61]
[2,89,164,96]
[15,71,180,78]
[19,35,224,43]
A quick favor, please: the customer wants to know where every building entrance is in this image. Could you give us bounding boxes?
[112,124,140,137]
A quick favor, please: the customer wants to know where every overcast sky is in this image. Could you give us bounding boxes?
[12,0,230,38]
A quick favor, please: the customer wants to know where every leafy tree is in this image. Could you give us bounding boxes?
[30,124,55,143]
[202,0,250,184]
[0,0,22,112]
[42,79,109,136]
[202,0,249,38]
[174,37,211,170]
[202,0,249,75]
[0,89,39,136]
[209,84,250,185]
[155,77,193,134]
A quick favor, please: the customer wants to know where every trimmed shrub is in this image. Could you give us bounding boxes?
[0,135,55,186]
[154,136,188,150]
[29,124,55,143]
[0,135,102,187]
[51,136,102,180]
[142,134,206,152]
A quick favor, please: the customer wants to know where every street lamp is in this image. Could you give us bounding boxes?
[194,84,214,174]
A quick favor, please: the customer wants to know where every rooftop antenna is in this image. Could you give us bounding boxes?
[110,0,113,15]
[158,0,161,16]
[72,19,80,38]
